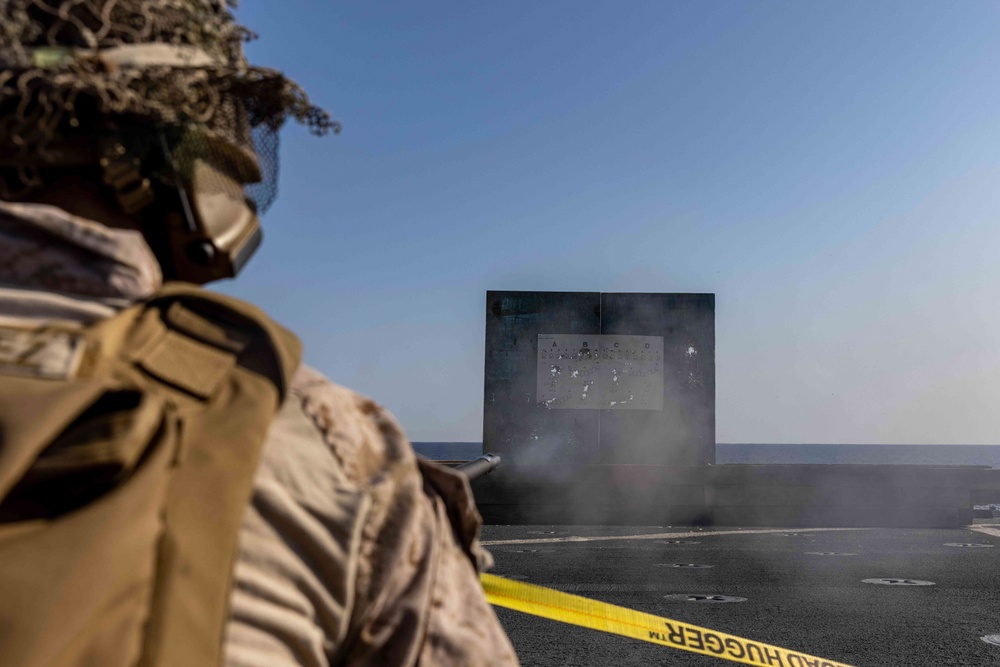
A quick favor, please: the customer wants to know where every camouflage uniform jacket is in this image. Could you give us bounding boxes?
[0,200,520,667]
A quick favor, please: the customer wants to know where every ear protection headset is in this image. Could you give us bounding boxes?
[153,132,263,284]
[93,128,263,284]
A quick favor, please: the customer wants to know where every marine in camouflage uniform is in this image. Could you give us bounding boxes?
[0,2,519,665]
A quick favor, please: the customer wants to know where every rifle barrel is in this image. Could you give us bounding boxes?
[455,453,502,481]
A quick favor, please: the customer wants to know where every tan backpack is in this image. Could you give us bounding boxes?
[0,283,301,667]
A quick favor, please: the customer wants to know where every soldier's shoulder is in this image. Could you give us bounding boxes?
[285,365,414,484]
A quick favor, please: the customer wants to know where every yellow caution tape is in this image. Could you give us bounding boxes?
[482,574,855,667]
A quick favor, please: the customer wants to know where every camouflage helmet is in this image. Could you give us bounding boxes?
[0,0,339,209]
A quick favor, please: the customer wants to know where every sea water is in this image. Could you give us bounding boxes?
[716,443,1000,467]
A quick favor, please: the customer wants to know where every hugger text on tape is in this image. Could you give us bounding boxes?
[482,574,854,667]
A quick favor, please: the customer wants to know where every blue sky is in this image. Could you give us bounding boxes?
[221,1,1000,444]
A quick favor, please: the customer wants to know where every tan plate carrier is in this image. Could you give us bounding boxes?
[0,283,302,667]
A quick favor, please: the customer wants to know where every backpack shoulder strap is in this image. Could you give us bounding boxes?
[146,282,302,401]
[134,282,302,667]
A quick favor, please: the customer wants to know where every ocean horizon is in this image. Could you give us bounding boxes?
[412,442,1000,468]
